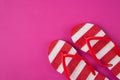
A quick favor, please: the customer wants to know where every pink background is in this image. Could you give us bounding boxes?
[0,0,120,80]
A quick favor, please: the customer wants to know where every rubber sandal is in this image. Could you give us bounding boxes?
[71,23,120,79]
[48,40,107,80]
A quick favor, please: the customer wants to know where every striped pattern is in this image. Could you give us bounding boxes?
[48,40,102,80]
[71,23,120,79]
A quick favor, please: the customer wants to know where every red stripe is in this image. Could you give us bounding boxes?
[100,48,116,64]
[94,73,105,80]
[111,62,120,76]
[74,25,101,49]
[71,23,86,36]
[51,42,72,70]
[76,65,92,80]
[48,40,58,55]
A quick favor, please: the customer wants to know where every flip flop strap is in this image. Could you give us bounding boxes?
[85,36,120,67]
[61,51,95,79]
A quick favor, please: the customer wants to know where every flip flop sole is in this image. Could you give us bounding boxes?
[71,23,120,79]
[48,40,106,80]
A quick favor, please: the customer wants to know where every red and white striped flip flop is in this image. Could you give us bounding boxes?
[48,40,107,80]
[71,23,120,79]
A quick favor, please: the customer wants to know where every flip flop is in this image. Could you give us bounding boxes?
[48,40,107,80]
[71,23,120,79]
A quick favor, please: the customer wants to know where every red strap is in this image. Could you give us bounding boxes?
[60,51,95,79]
[84,36,120,67]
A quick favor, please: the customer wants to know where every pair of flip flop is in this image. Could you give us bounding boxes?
[48,23,120,80]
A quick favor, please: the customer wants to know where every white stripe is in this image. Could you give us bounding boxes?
[81,30,105,52]
[117,73,120,79]
[57,64,64,73]
[49,40,65,63]
[56,47,77,73]
[96,41,114,59]
[108,55,120,70]
[86,71,98,80]
[72,23,93,42]
[68,47,77,55]
[70,60,86,80]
